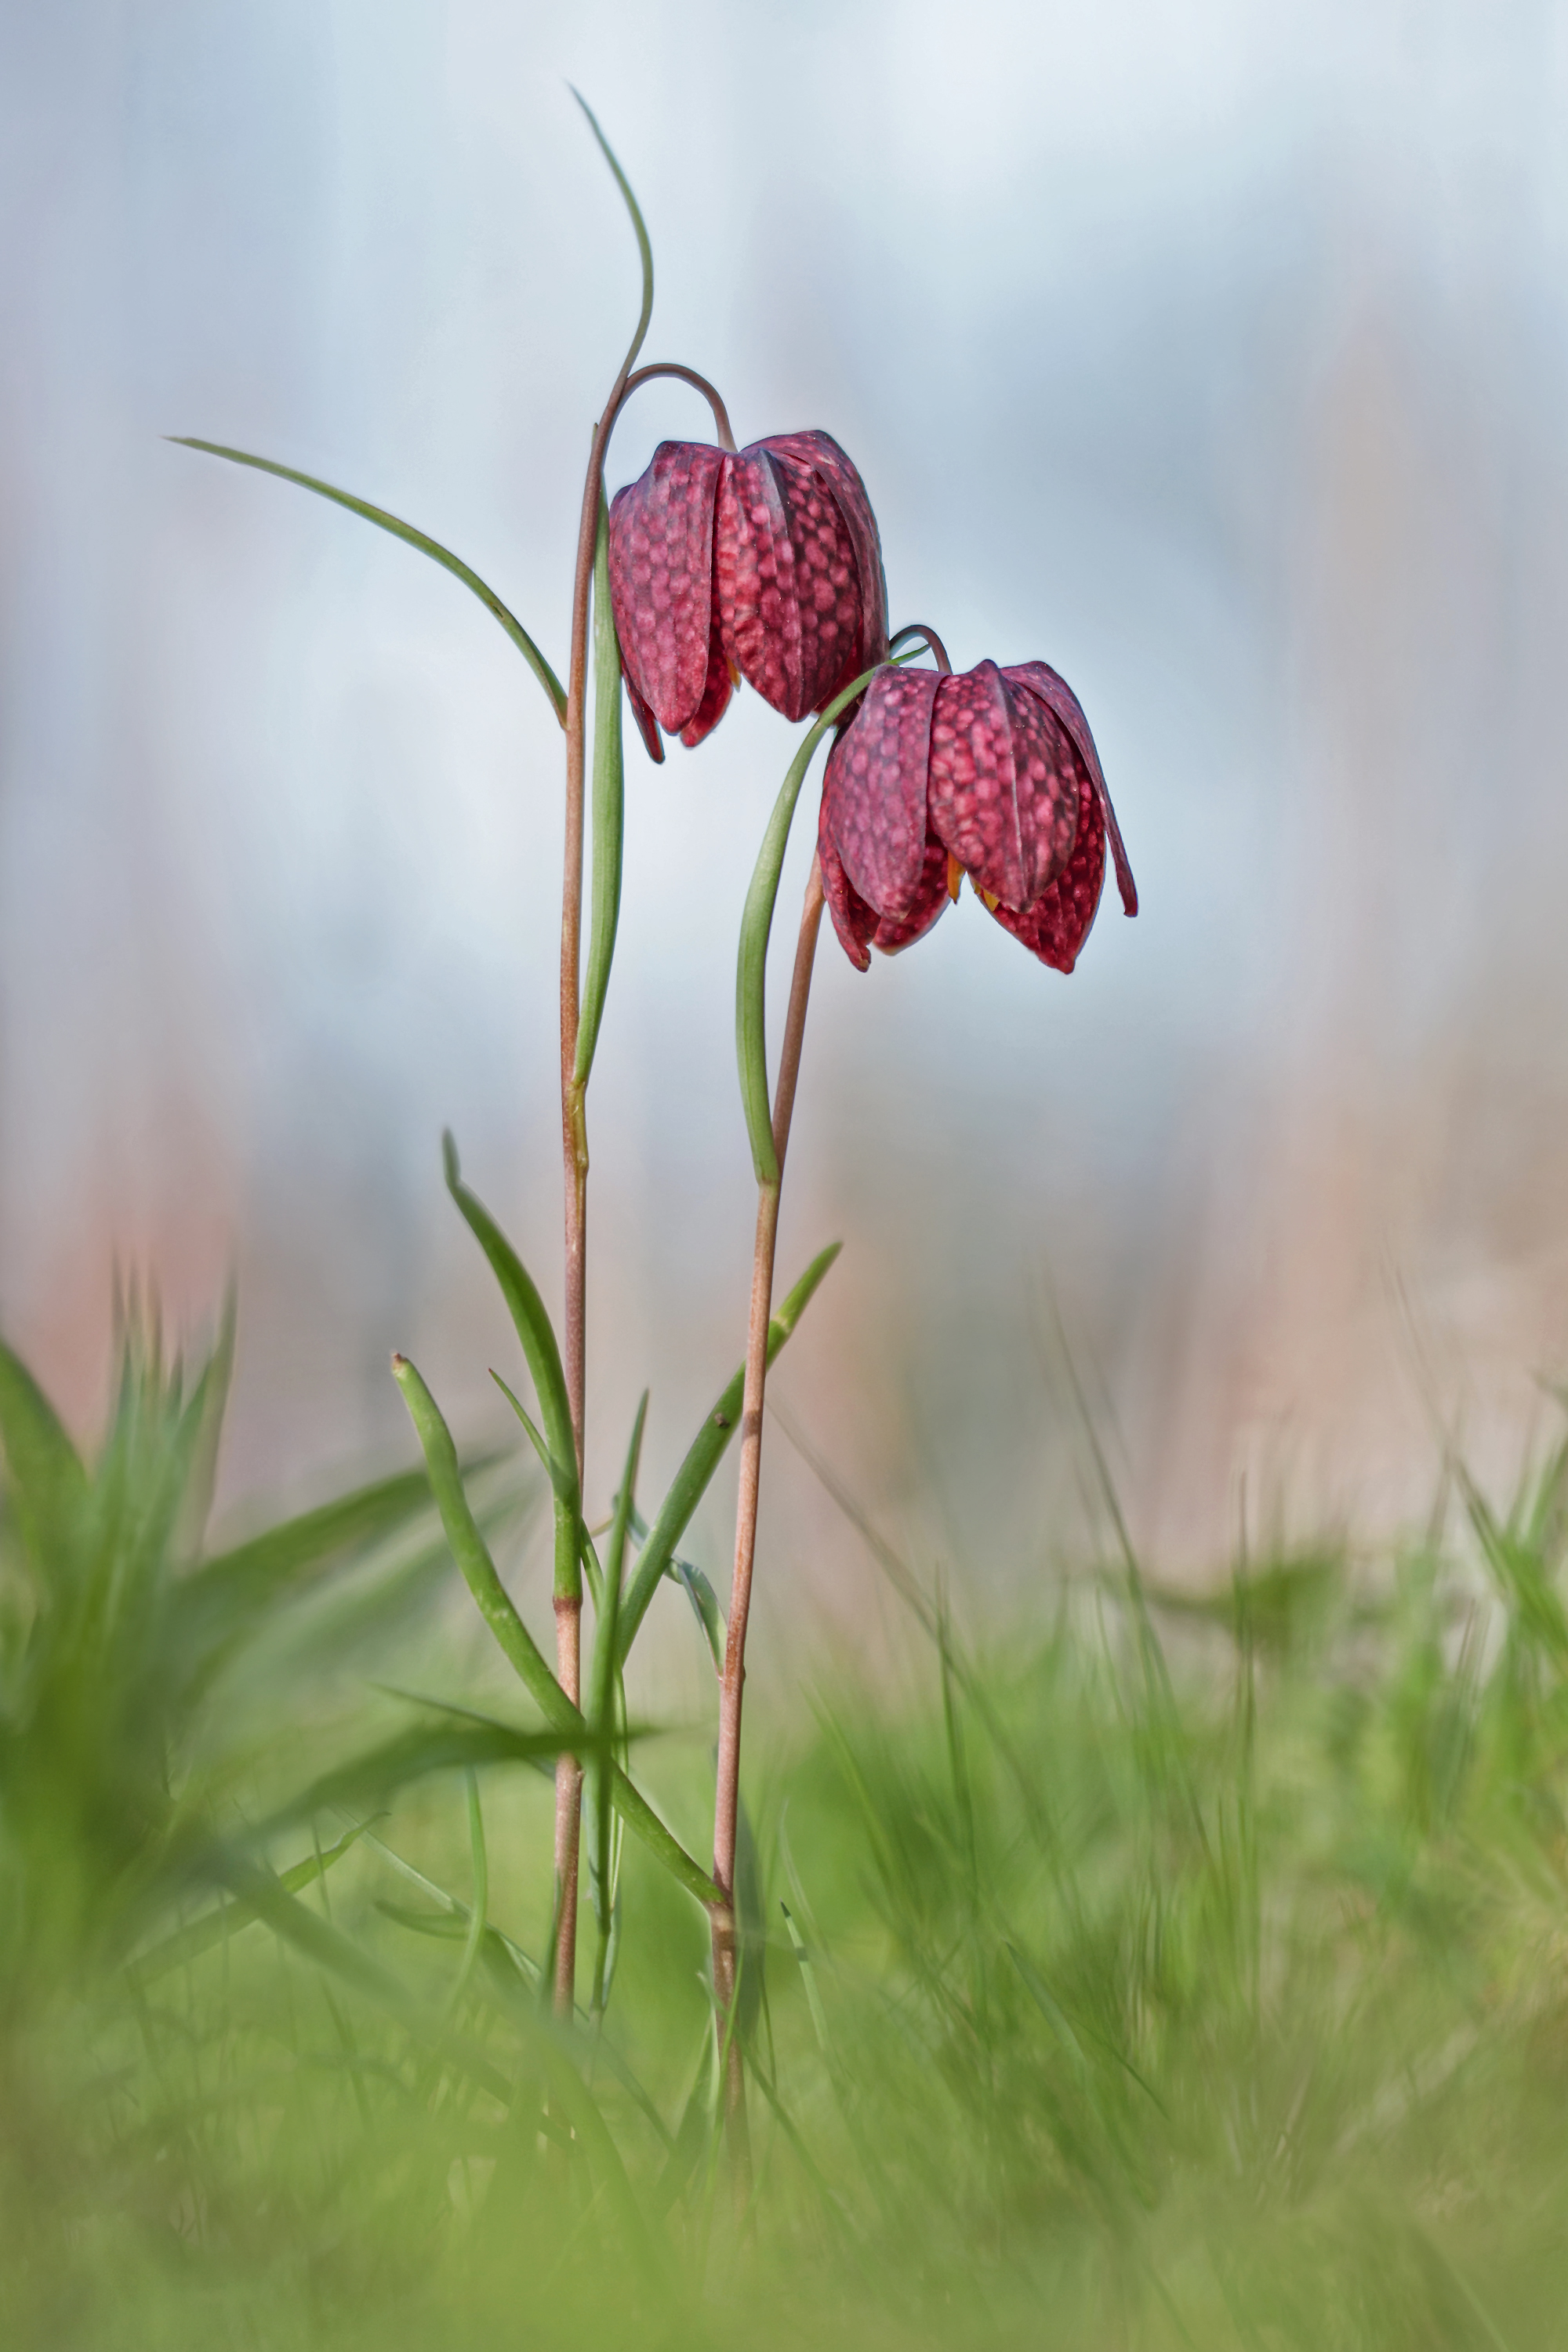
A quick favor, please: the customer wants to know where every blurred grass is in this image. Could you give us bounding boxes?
[6,1320,1568,2349]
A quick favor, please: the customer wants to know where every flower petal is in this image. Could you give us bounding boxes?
[773,453,862,713]
[871,831,951,955]
[678,582,734,748]
[764,430,889,673]
[986,771,1105,971]
[817,804,877,971]
[715,445,801,717]
[608,441,726,735]
[1000,668,1082,902]
[717,443,863,720]
[927,660,1028,911]
[822,664,938,920]
[1007,659,1137,916]
[622,663,666,765]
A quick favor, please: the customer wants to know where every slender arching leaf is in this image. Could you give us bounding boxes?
[191,1465,440,1607]
[489,1370,574,1504]
[442,1134,582,1606]
[392,1354,567,1710]
[574,486,625,1088]
[616,1242,840,1661]
[170,440,567,725]
[392,1354,720,1907]
[570,90,654,385]
[589,1395,646,1974]
[0,1338,89,1585]
[129,1820,372,1985]
[737,669,881,1185]
[172,1280,235,1560]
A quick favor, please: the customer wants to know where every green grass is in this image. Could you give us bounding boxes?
[6,1318,1568,2349]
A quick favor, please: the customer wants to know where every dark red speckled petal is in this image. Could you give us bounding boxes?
[926,660,1027,912]
[822,664,938,920]
[769,449,864,713]
[764,430,889,672]
[607,442,725,735]
[622,663,666,765]
[678,576,734,748]
[871,831,952,955]
[817,804,877,971]
[715,446,802,717]
[987,771,1105,971]
[1002,672,1081,902]
[1007,659,1136,916]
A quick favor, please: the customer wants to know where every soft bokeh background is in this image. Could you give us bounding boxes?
[4,0,1568,1671]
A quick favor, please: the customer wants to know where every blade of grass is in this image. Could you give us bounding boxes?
[616,1243,840,1659]
[736,671,880,1185]
[574,486,624,1087]
[169,440,566,723]
[443,1134,582,1607]
[589,1394,646,2009]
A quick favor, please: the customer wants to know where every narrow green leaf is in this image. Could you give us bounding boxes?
[0,1339,89,1584]
[590,1395,646,1977]
[780,1903,833,2060]
[489,1369,574,1504]
[392,1354,720,1907]
[393,1354,568,1711]
[190,1465,439,1611]
[674,1559,724,1670]
[130,1820,371,1985]
[442,1134,582,1605]
[570,91,654,384]
[736,666,883,1184]
[444,1773,488,2023]
[172,1282,235,1561]
[574,485,625,1088]
[169,440,567,724]
[616,1242,841,1659]
[265,1718,574,1835]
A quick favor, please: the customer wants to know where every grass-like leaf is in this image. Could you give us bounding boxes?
[616,1242,840,1659]
[0,1337,90,1592]
[570,89,653,387]
[169,439,567,724]
[736,668,884,1185]
[441,1134,582,1604]
[574,485,625,1088]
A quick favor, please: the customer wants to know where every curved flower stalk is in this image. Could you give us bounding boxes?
[710,634,1138,2185]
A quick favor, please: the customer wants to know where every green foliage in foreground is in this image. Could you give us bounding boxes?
[5,1327,1568,2351]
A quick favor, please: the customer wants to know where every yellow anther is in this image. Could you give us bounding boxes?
[946,853,964,903]
[979,886,1000,912]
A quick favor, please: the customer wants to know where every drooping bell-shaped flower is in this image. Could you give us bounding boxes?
[817,656,1137,972]
[608,431,888,758]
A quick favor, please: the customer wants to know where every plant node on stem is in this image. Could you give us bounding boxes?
[712,852,827,2209]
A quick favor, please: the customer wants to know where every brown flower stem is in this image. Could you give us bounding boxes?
[887,622,953,673]
[712,853,827,2198]
[554,357,735,2022]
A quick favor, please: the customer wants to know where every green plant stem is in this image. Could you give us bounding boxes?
[712,853,827,2207]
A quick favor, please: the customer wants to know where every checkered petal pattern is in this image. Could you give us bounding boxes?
[817,652,1135,974]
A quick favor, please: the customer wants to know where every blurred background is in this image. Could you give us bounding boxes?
[3,0,1568,1679]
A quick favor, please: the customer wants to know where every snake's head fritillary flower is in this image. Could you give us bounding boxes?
[817,656,1137,972]
[608,431,888,760]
